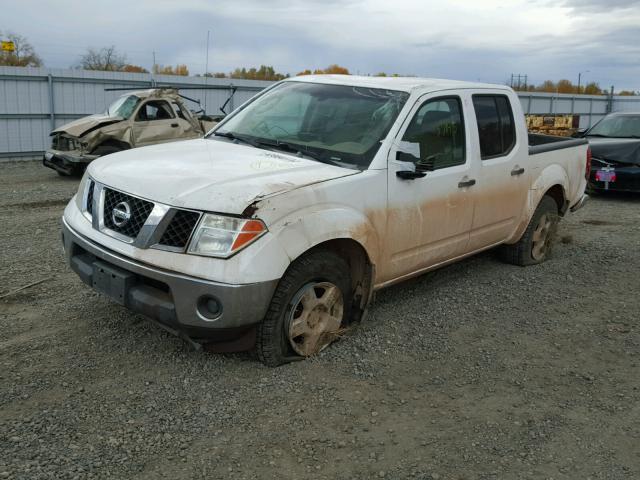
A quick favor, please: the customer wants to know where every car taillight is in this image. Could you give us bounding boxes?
[585,147,592,181]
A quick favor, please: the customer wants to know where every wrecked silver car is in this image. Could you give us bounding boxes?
[43,88,219,175]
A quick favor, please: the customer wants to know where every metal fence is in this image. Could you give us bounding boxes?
[517,91,640,129]
[2,66,640,159]
[0,66,271,159]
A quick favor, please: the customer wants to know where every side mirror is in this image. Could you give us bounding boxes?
[572,129,587,138]
[395,153,438,180]
[396,170,426,180]
[416,155,438,172]
[395,150,417,163]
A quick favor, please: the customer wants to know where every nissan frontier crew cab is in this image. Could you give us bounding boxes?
[62,75,590,366]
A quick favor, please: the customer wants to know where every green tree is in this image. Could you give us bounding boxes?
[583,82,602,95]
[297,64,350,76]
[154,64,189,76]
[229,65,287,81]
[556,79,575,94]
[535,80,557,93]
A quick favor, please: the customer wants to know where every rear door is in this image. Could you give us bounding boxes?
[467,93,530,250]
[132,100,184,146]
[171,100,203,139]
[385,92,475,281]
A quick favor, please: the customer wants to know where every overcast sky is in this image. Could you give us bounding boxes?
[3,0,640,90]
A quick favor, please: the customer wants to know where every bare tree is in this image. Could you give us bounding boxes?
[0,32,43,67]
[78,46,126,71]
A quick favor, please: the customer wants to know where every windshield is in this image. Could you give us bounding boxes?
[588,115,640,138]
[210,81,410,169]
[105,95,140,119]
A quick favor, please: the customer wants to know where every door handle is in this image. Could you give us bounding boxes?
[458,179,476,188]
[511,167,525,176]
[171,123,179,128]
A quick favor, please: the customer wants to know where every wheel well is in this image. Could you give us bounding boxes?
[91,139,131,154]
[544,184,568,215]
[308,239,374,321]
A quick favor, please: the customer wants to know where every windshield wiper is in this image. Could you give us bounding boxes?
[213,132,345,167]
[255,139,332,164]
[586,134,610,137]
[212,131,261,148]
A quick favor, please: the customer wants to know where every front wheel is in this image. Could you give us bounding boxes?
[256,250,352,367]
[501,195,560,266]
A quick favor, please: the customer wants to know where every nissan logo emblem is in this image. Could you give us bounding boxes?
[111,201,132,227]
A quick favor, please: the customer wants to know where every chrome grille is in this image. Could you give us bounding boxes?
[86,180,95,216]
[52,134,76,151]
[159,210,201,249]
[103,188,154,239]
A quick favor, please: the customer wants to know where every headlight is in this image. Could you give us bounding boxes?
[75,171,91,211]
[187,213,267,258]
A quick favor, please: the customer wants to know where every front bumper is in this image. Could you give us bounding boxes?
[62,217,278,343]
[43,150,98,175]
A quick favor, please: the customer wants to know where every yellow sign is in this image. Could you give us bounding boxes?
[1,41,15,52]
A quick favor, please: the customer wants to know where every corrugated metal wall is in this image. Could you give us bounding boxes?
[517,91,612,129]
[0,66,271,159]
[2,66,639,159]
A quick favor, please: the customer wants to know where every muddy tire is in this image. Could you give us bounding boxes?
[256,250,352,367]
[501,195,560,266]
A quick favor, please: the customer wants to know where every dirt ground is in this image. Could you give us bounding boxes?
[1,160,639,480]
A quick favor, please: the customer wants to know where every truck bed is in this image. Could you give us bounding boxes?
[528,133,588,155]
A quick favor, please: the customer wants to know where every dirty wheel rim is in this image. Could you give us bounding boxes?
[286,282,344,357]
[531,213,554,260]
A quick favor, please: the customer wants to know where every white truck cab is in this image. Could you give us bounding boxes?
[62,75,589,365]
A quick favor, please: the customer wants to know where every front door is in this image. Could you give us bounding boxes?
[384,94,475,282]
[132,100,185,147]
[467,94,530,250]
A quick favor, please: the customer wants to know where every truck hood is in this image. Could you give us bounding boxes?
[587,136,640,166]
[88,138,360,215]
[52,114,123,138]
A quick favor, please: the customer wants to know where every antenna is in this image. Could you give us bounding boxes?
[204,30,210,113]
[151,51,156,87]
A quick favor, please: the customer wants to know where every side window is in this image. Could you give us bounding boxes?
[399,96,465,170]
[136,100,175,121]
[172,101,187,120]
[472,95,515,159]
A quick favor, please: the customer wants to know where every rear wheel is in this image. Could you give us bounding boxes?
[501,195,559,266]
[256,250,352,367]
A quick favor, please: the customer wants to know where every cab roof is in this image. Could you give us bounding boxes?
[122,88,180,99]
[286,75,511,94]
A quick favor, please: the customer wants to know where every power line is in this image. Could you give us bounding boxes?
[510,73,528,90]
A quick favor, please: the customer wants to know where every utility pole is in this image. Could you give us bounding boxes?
[607,85,614,113]
[510,73,528,90]
[577,70,590,94]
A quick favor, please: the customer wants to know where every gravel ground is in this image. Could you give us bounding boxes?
[1,160,639,480]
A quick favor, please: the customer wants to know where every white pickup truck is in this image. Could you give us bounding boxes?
[62,75,589,366]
